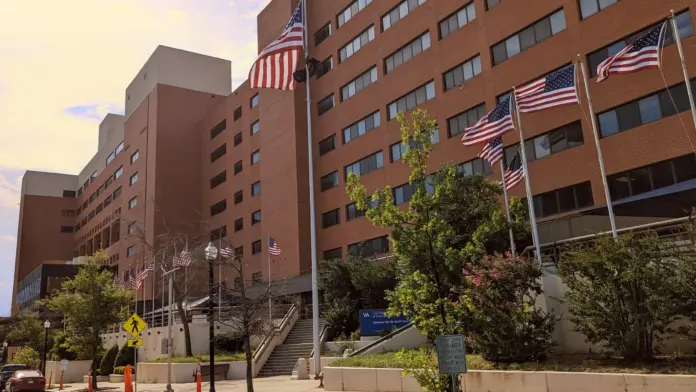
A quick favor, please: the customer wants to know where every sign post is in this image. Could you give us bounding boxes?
[59,359,68,391]
[122,313,148,392]
[435,335,467,392]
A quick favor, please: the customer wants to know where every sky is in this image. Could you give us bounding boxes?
[0,0,271,316]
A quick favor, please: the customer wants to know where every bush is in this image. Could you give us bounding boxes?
[113,366,134,375]
[11,347,40,369]
[214,333,244,353]
[99,345,119,376]
[114,343,135,367]
[461,253,556,363]
[324,296,358,338]
[396,348,450,392]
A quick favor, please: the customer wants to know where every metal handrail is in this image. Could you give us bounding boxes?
[253,303,297,364]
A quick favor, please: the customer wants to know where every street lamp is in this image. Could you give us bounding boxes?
[204,242,218,392]
[42,321,50,374]
[3,341,8,364]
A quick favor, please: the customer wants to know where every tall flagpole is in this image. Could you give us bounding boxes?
[499,161,517,255]
[511,95,543,266]
[267,233,272,321]
[161,253,165,327]
[671,10,696,131]
[301,0,322,377]
[578,57,619,239]
[152,260,156,325]
[218,237,222,321]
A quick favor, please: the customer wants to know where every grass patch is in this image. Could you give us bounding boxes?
[146,352,246,363]
[330,351,696,374]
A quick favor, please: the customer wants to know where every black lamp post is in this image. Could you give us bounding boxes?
[42,320,50,374]
[204,242,218,392]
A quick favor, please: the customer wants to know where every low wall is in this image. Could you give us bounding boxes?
[310,357,341,375]
[136,361,247,384]
[324,367,696,392]
[45,360,92,383]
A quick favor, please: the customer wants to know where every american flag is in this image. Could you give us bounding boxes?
[249,1,304,91]
[515,65,578,113]
[220,244,235,259]
[461,97,514,146]
[503,149,525,190]
[596,23,667,83]
[177,250,193,267]
[477,137,504,166]
[268,236,282,256]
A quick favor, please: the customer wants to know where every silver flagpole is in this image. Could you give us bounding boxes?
[268,233,272,321]
[511,95,543,266]
[301,0,322,377]
[671,10,696,131]
[152,260,156,325]
[499,160,517,255]
[218,237,222,321]
[161,253,165,327]
[578,58,619,239]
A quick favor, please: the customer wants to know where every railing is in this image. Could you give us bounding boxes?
[309,323,328,358]
[348,322,415,357]
[253,303,297,364]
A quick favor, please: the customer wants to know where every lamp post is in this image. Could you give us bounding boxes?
[42,321,50,374]
[162,265,179,392]
[3,341,8,364]
[204,242,218,392]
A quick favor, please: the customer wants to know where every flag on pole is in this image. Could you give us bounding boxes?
[248,2,304,91]
[515,65,578,113]
[177,250,193,267]
[461,97,514,146]
[220,244,235,259]
[268,237,282,256]
[596,22,667,82]
[477,136,504,166]
[503,150,525,190]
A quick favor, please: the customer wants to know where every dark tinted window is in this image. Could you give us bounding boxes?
[533,182,593,218]
[321,171,339,191]
[319,135,336,156]
[348,235,389,257]
[608,154,696,200]
[323,248,342,260]
[210,120,226,139]
[210,171,226,189]
[233,106,242,121]
[210,200,227,216]
[322,209,341,228]
[211,144,226,162]
[315,23,332,46]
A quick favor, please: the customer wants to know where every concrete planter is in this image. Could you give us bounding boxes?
[109,374,125,383]
[82,376,110,384]
[136,361,247,384]
[324,367,696,392]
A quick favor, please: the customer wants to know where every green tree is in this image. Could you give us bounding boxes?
[557,232,696,360]
[42,250,132,389]
[99,344,119,376]
[6,312,43,351]
[48,330,78,361]
[10,347,40,369]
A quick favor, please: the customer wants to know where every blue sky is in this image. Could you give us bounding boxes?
[0,0,270,315]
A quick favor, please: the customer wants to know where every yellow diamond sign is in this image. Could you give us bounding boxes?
[122,313,147,338]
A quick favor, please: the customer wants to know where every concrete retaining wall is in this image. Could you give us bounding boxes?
[324,367,696,392]
[135,361,247,384]
[45,360,92,383]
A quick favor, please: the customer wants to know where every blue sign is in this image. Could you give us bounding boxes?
[359,309,410,336]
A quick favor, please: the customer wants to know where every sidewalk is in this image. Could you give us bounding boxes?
[47,376,323,392]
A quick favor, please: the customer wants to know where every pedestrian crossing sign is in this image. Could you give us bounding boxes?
[126,339,143,347]
[123,313,148,338]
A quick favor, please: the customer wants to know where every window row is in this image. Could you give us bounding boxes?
[345,151,384,179]
[608,154,696,201]
[388,81,435,120]
[383,0,426,31]
[338,0,372,28]
[533,182,593,218]
[341,67,378,101]
[492,9,566,65]
[503,121,583,165]
[390,129,440,162]
[439,2,476,39]
[385,31,431,74]
[339,25,375,63]
[443,55,482,91]
[343,111,381,144]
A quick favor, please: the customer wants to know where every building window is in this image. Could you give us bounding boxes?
[341,67,378,101]
[250,94,259,108]
[348,235,389,257]
[252,240,262,255]
[534,182,594,218]
[234,190,243,204]
[588,11,693,76]
[598,78,696,137]
[210,119,226,139]
[252,210,262,225]
[128,222,136,234]
[315,22,332,45]
[385,31,431,74]
[114,166,123,179]
[233,107,242,121]
[321,171,339,191]
[60,226,74,233]
[323,248,342,260]
[113,186,122,200]
[106,151,115,165]
[63,190,76,198]
[251,181,261,196]
[318,94,335,115]
[210,200,227,216]
[234,132,243,146]
[390,130,439,162]
[251,121,260,135]
[317,57,334,79]
[443,55,482,91]
[492,9,566,65]
[579,0,618,20]
[343,111,381,143]
[319,134,336,156]
[251,150,260,165]
[382,0,426,31]
[338,0,372,27]
[234,160,243,175]
[339,25,375,62]
[235,246,244,257]
[608,154,696,201]
[447,104,486,138]
[130,150,139,164]
[234,218,243,232]
[486,0,501,9]
[127,246,135,257]
[61,209,76,217]
[345,151,384,179]
[115,141,124,155]
[439,2,476,39]
[129,172,138,186]
[210,226,227,241]
[504,121,584,163]
[457,158,493,177]
[128,197,137,209]
[388,81,436,120]
[346,202,366,221]
[210,171,227,189]
[211,144,226,162]
[322,208,341,228]
[393,183,417,205]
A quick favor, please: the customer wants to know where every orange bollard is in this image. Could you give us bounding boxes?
[88,376,93,392]
[59,370,64,391]
[48,371,52,389]
[196,360,202,392]
[124,365,133,392]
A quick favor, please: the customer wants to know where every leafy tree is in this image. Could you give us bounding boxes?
[10,347,40,369]
[6,312,43,351]
[557,232,696,360]
[42,250,132,389]
[396,348,449,392]
[48,330,78,361]
[99,344,119,376]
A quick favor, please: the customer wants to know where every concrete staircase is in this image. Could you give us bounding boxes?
[257,318,325,377]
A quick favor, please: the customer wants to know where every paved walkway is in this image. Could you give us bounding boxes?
[47,377,323,392]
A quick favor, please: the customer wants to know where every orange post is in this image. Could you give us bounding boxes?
[59,370,64,391]
[124,365,133,392]
[196,360,202,392]
[87,376,92,392]
[48,371,52,389]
